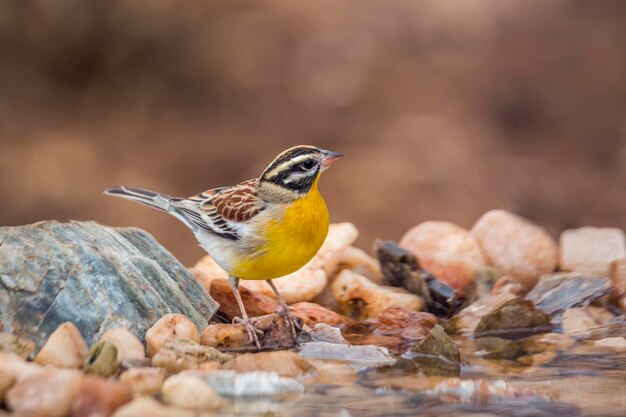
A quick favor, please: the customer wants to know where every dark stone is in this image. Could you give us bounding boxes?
[0,221,218,350]
[397,324,461,376]
[474,298,552,339]
[527,272,613,316]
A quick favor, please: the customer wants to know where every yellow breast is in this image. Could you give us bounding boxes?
[231,180,329,280]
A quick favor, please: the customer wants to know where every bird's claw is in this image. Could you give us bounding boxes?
[278,306,301,343]
[233,316,263,350]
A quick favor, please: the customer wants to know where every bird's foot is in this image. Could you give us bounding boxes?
[277,306,301,343]
[233,316,263,350]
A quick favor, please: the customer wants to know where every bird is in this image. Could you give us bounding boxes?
[104,145,343,349]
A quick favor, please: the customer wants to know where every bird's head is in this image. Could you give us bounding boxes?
[258,145,343,202]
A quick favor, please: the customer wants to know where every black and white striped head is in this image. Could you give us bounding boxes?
[259,145,343,199]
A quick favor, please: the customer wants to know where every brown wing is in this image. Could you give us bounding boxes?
[211,179,263,222]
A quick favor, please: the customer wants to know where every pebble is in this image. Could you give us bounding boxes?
[151,337,231,372]
[34,322,89,368]
[201,313,299,351]
[70,375,132,417]
[289,302,352,327]
[594,337,626,351]
[299,342,396,368]
[0,366,15,403]
[197,370,304,397]
[332,269,424,319]
[161,374,221,410]
[1,352,44,382]
[454,291,518,334]
[561,307,611,339]
[560,227,626,275]
[83,341,119,377]
[399,221,487,295]
[209,278,278,320]
[243,223,359,303]
[6,369,83,417]
[0,333,35,359]
[374,306,438,340]
[309,323,348,344]
[610,258,626,307]
[471,210,558,290]
[336,246,383,283]
[99,328,145,362]
[112,396,194,417]
[145,314,200,357]
[119,367,167,397]
[223,351,314,378]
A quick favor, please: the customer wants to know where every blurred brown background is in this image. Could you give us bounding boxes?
[1,0,625,265]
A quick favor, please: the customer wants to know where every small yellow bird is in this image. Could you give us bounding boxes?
[105,145,343,348]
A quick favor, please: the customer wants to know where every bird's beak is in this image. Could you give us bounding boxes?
[320,149,344,170]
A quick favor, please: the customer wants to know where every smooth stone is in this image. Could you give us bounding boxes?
[243,223,359,303]
[471,210,558,290]
[594,337,626,351]
[6,369,83,417]
[527,272,613,316]
[0,366,15,403]
[610,258,626,306]
[83,341,119,377]
[335,246,383,283]
[299,342,396,368]
[112,397,194,417]
[0,333,36,359]
[119,367,167,397]
[145,314,200,357]
[560,227,626,275]
[190,255,229,293]
[161,374,221,410]
[151,337,231,372]
[375,306,438,340]
[209,278,278,321]
[197,370,304,397]
[561,307,613,339]
[34,322,88,368]
[453,291,518,335]
[399,221,487,296]
[289,302,352,327]
[222,351,314,378]
[0,221,217,350]
[332,269,423,320]
[309,323,348,344]
[99,328,145,362]
[70,375,132,417]
[1,352,44,382]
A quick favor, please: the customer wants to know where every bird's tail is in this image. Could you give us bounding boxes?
[104,186,174,212]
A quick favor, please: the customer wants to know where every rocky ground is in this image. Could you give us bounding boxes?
[1,210,625,416]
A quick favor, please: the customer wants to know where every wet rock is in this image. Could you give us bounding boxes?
[99,328,145,363]
[145,314,200,357]
[336,246,382,283]
[243,223,359,303]
[119,367,167,396]
[6,369,83,417]
[474,336,524,359]
[471,210,558,290]
[70,376,132,417]
[332,269,423,320]
[151,337,230,372]
[83,341,119,377]
[454,291,518,334]
[299,342,395,368]
[0,221,217,350]
[594,337,626,351]
[34,322,88,368]
[375,306,438,340]
[474,298,552,338]
[198,370,304,397]
[561,307,614,339]
[289,302,352,327]
[527,272,613,316]
[210,278,278,320]
[223,351,314,377]
[399,221,487,295]
[0,333,35,359]
[376,240,459,317]
[112,396,194,417]
[560,227,626,275]
[410,325,460,368]
[201,313,301,352]
[309,323,348,344]
[161,374,221,410]
[523,332,576,354]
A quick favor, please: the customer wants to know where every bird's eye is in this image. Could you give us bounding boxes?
[299,160,316,170]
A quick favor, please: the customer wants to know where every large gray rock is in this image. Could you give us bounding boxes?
[0,221,218,350]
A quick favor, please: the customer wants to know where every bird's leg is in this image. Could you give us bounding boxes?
[266,279,301,342]
[229,276,262,350]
